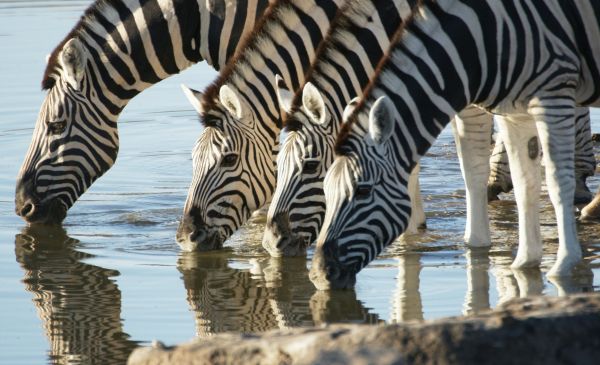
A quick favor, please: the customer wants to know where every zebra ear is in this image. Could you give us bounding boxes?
[302,82,328,126]
[275,75,293,114]
[60,38,87,91]
[219,84,248,120]
[368,96,395,146]
[181,84,204,114]
[342,97,361,123]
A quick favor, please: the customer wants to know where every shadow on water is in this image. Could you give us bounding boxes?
[177,252,381,336]
[14,225,139,365]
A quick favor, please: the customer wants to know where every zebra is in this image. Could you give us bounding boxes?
[310,0,600,289]
[487,108,595,204]
[263,0,521,257]
[176,0,350,251]
[15,225,137,364]
[14,0,272,224]
[261,0,426,258]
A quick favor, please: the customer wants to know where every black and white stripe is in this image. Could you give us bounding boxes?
[310,0,600,289]
[176,0,349,251]
[15,0,270,224]
[262,0,418,257]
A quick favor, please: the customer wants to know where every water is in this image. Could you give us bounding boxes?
[0,1,599,364]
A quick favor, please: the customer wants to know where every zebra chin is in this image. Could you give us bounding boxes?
[309,242,357,290]
[175,215,225,252]
[261,230,309,257]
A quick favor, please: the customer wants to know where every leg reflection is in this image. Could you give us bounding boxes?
[14,225,137,365]
[463,247,491,315]
[391,252,424,322]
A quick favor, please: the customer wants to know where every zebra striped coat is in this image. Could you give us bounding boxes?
[310,0,600,289]
[15,0,270,224]
[261,0,420,258]
[176,0,348,251]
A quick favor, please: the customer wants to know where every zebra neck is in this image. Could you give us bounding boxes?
[76,0,268,112]
[219,0,346,141]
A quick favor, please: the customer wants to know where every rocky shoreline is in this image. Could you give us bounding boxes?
[128,292,600,365]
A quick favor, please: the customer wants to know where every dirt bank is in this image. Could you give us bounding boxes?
[128,292,600,365]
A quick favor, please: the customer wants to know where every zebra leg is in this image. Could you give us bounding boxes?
[489,107,595,204]
[530,101,581,277]
[573,107,595,205]
[463,248,490,316]
[451,107,493,246]
[404,163,426,235]
[487,132,513,201]
[495,114,543,268]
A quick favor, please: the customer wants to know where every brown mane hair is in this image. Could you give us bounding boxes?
[334,0,426,155]
[41,0,121,90]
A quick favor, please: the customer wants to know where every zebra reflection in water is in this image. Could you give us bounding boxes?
[15,226,137,365]
[177,252,380,336]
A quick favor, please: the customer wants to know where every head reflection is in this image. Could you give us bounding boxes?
[14,225,136,365]
[177,252,380,336]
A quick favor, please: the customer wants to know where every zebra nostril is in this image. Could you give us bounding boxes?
[20,201,36,218]
[189,229,206,244]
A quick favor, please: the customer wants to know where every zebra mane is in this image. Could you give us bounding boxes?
[334,0,427,156]
[200,0,290,118]
[41,0,120,90]
[286,0,396,126]
[280,2,360,132]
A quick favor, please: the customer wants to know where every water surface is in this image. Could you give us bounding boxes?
[1,2,599,364]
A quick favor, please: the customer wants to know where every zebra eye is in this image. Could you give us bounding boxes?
[221,153,238,167]
[355,184,372,200]
[47,121,67,135]
[303,160,320,174]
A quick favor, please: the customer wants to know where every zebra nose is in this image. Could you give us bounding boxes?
[269,211,291,239]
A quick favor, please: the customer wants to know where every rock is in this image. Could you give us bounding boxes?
[128,293,600,365]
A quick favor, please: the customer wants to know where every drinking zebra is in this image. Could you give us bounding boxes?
[15,0,271,224]
[310,0,600,289]
[176,0,348,251]
[265,0,532,257]
[261,0,424,257]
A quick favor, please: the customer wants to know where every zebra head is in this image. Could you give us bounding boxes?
[15,38,119,225]
[263,80,359,257]
[309,96,411,290]
[177,85,276,251]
